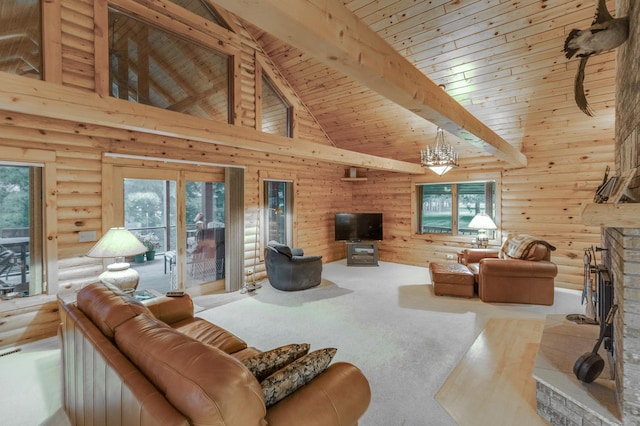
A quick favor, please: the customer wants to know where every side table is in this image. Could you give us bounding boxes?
[57,288,163,305]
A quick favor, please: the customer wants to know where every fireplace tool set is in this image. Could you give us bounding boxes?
[566,245,616,383]
[574,304,618,383]
[581,246,598,323]
[567,246,609,325]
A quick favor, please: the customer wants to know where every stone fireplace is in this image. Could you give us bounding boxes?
[535,1,640,424]
[602,226,640,423]
[610,0,640,422]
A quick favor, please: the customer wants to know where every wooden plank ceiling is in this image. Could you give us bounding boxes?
[212,0,618,169]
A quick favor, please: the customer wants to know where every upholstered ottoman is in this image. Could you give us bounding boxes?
[429,262,475,298]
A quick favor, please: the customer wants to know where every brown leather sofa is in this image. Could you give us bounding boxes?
[57,282,371,425]
[460,244,557,305]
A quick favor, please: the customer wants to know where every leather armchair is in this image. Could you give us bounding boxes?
[459,248,499,279]
[265,241,322,291]
[461,243,557,305]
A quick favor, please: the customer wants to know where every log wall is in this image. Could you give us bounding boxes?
[0,0,614,348]
[353,137,613,289]
[0,296,59,348]
[0,0,349,347]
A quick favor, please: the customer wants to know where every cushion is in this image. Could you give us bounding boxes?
[260,348,337,407]
[243,343,310,381]
[77,282,151,338]
[144,294,194,324]
[269,241,292,258]
[115,313,266,425]
[172,317,248,354]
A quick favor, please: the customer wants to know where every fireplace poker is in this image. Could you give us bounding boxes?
[573,304,618,383]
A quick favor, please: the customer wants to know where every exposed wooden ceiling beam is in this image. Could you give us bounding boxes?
[0,72,425,174]
[211,0,527,168]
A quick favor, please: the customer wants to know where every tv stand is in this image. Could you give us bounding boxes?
[346,241,379,266]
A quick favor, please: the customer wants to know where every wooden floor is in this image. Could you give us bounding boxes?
[436,318,548,426]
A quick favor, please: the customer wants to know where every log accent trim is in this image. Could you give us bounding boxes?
[0,72,424,175]
[212,0,527,168]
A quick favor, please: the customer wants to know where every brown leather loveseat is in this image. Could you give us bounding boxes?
[460,233,558,305]
[57,282,371,425]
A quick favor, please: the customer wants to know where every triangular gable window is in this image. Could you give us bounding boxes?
[262,75,292,138]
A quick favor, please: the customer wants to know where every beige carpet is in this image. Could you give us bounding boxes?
[0,337,62,426]
[197,260,583,425]
[0,260,583,425]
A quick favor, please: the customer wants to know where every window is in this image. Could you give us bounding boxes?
[263,180,293,245]
[261,75,292,137]
[124,179,176,253]
[0,0,42,79]
[108,8,231,123]
[186,180,225,287]
[123,178,176,292]
[0,164,44,296]
[114,167,227,293]
[417,181,496,236]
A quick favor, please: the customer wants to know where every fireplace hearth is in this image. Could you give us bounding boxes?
[533,244,623,425]
[534,315,620,425]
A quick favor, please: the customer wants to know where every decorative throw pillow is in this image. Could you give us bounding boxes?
[260,347,337,407]
[243,343,310,381]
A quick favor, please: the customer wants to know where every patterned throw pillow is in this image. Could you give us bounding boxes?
[260,348,337,407]
[243,343,310,381]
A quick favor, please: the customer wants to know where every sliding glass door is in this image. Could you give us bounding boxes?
[113,166,225,293]
[123,178,177,292]
[186,180,225,288]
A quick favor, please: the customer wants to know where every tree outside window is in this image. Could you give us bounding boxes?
[0,164,43,296]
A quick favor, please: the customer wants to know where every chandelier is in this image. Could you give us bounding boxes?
[420,127,459,176]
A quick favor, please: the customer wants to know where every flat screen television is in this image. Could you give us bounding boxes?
[334,213,383,241]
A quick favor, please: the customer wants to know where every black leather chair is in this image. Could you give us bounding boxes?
[264,241,322,291]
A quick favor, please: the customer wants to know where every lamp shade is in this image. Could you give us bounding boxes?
[427,165,455,176]
[87,227,147,259]
[467,213,497,230]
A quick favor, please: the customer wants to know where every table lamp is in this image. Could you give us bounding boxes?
[467,213,497,248]
[87,227,148,292]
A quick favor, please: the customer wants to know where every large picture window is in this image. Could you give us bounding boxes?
[0,0,42,79]
[108,8,231,122]
[417,181,496,236]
